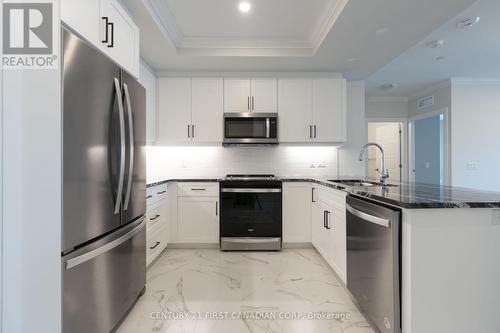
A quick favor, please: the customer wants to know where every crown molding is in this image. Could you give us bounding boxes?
[144,0,347,57]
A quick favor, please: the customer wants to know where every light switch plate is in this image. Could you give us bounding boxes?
[492,210,500,225]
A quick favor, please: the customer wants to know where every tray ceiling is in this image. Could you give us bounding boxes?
[145,0,348,56]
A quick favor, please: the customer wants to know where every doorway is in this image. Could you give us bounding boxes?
[367,122,403,182]
[409,108,449,186]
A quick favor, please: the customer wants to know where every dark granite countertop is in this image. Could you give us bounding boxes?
[147,177,500,209]
[146,179,220,188]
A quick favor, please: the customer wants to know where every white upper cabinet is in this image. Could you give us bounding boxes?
[139,61,157,145]
[312,78,347,143]
[61,0,140,78]
[278,79,313,142]
[99,0,140,78]
[278,77,346,143]
[250,79,278,112]
[224,79,277,113]
[157,78,192,144]
[61,0,100,44]
[157,78,224,144]
[191,78,223,143]
[224,79,251,112]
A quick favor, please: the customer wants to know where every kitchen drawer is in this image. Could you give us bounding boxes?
[177,182,219,197]
[146,183,168,205]
[146,201,166,229]
[314,185,346,211]
[146,224,167,266]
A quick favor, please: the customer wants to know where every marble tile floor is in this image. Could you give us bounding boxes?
[117,249,375,333]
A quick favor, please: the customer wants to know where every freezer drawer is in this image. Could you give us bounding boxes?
[62,219,146,333]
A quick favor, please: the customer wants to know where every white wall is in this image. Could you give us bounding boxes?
[337,81,366,177]
[366,96,408,119]
[450,80,500,191]
[146,146,338,182]
[408,82,451,118]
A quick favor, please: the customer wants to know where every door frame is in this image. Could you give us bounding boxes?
[366,117,408,183]
[408,108,451,186]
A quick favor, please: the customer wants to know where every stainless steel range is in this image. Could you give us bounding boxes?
[220,175,282,251]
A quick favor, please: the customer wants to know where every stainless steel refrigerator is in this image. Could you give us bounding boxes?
[61,27,146,333]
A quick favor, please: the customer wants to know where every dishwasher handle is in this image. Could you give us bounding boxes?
[346,204,391,228]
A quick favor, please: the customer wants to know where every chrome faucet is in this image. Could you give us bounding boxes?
[359,143,389,185]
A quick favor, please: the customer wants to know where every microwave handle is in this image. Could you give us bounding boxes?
[266,118,270,138]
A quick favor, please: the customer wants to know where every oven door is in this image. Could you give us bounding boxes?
[224,113,278,144]
[220,187,282,237]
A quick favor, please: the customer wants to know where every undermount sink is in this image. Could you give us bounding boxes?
[328,179,397,187]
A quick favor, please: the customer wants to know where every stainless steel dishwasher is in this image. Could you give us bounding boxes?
[346,195,401,333]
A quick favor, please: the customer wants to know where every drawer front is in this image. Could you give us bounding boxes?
[146,224,167,266]
[146,183,168,205]
[316,185,346,211]
[177,182,219,197]
[146,201,165,229]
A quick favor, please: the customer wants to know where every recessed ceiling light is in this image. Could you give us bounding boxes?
[376,27,389,35]
[426,39,444,49]
[239,2,251,13]
[456,17,480,29]
[435,56,446,61]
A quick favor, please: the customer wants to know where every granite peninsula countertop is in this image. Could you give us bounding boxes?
[147,177,500,209]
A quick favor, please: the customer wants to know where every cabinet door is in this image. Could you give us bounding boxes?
[311,200,327,255]
[312,78,347,142]
[178,197,219,243]
[224,79,251,112]
[139,61,157,145]
[251,79,278,112]
[157,78,192,144]
[329,208,346,283]
[278,79,313,142]
[61,0,100,45]
[283,182,312,243]
[192,78,223,143]
[99,0,140,77]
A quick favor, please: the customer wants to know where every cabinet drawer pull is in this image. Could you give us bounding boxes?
[191,188,206,191]
[252,96,255,110]
[215,202,218,216]
[149,241,161,250]
[149,214,160,221]
[146,195,153,199]
[325,211,331,229]
[311,188,316,202]
[157,190,166,194]
[313,125,317,138]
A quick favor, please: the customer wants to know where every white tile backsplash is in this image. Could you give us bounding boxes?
[146,146,339,183]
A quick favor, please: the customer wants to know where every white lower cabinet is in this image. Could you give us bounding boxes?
[283,182,312,243]
[310,184,347,283]
[177,182,220,243]
[146,183,169,266]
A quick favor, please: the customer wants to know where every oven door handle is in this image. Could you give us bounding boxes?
[266,117,270,138]
[221,188,281,193]
[346,204,391,228]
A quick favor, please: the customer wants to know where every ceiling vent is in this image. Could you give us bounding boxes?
[417,95,434,109]
[456,17,480,29]
[379,83,398,91]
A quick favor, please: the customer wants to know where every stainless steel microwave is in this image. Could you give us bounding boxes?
[223,113,278,145]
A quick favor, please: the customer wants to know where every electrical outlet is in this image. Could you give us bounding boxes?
[492,210,500,226]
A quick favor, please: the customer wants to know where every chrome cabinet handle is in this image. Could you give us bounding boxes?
[65,219,145,269]
[113,78,126,215]
[149,241,161,250]
[123,83,134,211]
[346,204,391,228]
[149,214,160,221]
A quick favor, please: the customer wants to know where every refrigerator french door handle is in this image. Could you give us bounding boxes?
[64,219,145,270]
[123,83,134,211]
[114,78,126,214]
